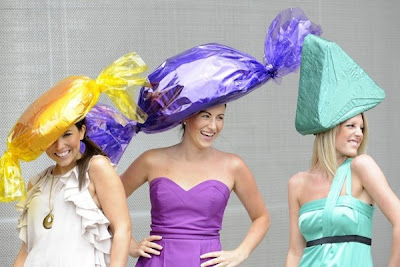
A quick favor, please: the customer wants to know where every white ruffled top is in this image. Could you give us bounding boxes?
[16,156,112,266]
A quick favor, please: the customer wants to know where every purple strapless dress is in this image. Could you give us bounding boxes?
[136,177,231,267]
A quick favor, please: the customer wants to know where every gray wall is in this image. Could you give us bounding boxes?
[1,0,399,266]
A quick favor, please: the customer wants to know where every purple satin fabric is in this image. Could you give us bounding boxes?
[136,178,230,266]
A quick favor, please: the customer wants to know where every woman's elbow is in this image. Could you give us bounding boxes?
[263,209,271,229]
[111,221,131,238]
[256,210,271,234]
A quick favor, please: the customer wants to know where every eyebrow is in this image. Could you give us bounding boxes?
[198,110,212,116]
[199,110,225,116]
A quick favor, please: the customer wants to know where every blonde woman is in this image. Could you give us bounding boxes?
[286,35,400,266]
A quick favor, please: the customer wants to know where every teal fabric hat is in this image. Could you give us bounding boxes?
[295,35,386,135]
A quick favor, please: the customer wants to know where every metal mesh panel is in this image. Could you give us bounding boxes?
[1,1,399,266]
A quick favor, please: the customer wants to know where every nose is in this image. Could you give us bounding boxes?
[53,138,64,150]
[354,126,363,137]
[208,118,217,131]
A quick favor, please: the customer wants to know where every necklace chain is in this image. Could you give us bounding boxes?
[48,175,55,213]
[43,173,56,229]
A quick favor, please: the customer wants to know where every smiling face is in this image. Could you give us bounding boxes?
[183,104,226,149]
[335,114,364,162]
[45,124,85,175]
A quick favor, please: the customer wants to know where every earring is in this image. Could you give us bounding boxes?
[183,121,187,125]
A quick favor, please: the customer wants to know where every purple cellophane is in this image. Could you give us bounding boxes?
[136,7,322,134]
[85,7,322,163]
[264,7,323,79]
[85,104,137,164]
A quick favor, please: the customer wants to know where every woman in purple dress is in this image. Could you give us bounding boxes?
[120,8,322,266]
[122,104,270,266]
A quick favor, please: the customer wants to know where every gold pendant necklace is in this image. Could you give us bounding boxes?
[43,174,55,229]
[43,212,54,229]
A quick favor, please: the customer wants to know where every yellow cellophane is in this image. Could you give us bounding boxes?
[0,152,25,202]
[0,52,149,202]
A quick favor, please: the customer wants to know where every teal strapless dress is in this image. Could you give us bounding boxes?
[299,158,375,267]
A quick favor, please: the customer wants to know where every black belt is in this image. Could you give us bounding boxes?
[306,235,371,247]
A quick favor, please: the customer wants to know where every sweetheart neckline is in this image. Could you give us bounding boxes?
[150,177,231,192]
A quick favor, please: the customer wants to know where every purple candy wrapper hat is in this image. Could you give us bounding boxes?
[86,7,322,163]
[136,7,322,134]
[84,104,137,164]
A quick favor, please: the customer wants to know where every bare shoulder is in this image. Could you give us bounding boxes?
[87,155,118,186]
[288,171,312,206]
[351,154,383,184]
[88,155,112,171]
[125,147,175,178]
[140,147,171,160]
[134,147,167,165]
[288,171,309,190]
[351,154,380,176]
[351,154,376,169]
[217,151,247,169]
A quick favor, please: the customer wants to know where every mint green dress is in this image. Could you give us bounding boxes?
[299,158,375,266]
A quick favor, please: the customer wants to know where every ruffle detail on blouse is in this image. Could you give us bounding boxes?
[16,171,46,249]
[61,159,112,267]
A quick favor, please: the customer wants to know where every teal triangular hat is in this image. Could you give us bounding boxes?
[295,35,386,135]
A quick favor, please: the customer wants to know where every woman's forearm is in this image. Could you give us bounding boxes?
[389,224,400,267]
[235,214,270,258]
[286,249,302,267]
[109,226,131,267]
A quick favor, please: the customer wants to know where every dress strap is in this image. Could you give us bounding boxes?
[322,158,352,236]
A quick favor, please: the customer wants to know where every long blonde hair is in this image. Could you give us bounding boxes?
[311,113,369,177]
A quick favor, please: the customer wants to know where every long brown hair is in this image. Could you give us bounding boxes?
[75,119,107,190]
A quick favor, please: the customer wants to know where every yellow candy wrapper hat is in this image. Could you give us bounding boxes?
[0,52,150,202]
[295,35,386,135]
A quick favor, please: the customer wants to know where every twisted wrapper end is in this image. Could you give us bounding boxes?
[263,7,323,81]
[95,52,150,123]
[0,151,26,202]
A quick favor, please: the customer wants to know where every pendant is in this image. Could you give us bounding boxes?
[43,212,54,229]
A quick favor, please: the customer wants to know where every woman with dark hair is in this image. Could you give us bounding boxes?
[14,119,131,267]
[123,103,270,267]
[119,8,322,266]
[0,53,150,267]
